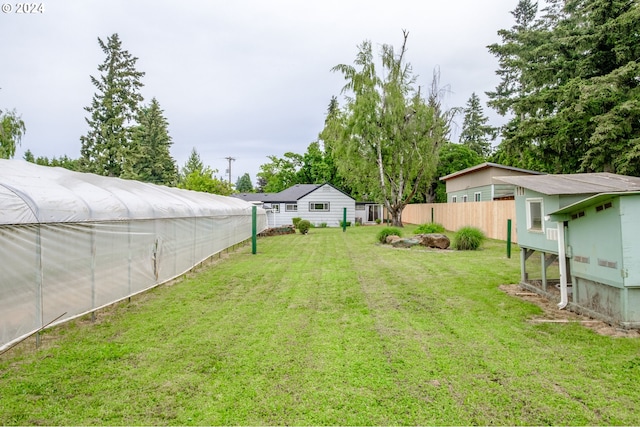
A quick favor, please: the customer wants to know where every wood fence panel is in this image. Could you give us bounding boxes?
[401,201,517,243]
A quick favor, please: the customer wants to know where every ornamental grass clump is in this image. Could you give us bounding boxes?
[377,227,402,243]
[453,226,486,250]
[414,222,445,234]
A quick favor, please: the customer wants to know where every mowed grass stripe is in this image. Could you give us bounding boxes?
[1,226,640,425]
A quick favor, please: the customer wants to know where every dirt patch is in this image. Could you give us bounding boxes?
[499,284,640,338]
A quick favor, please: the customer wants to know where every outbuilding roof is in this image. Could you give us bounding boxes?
[494,173,640,195]
[439,162,542,181]
[549,191,640,220]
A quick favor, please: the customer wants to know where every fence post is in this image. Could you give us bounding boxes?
[343,207,347,232]
[507,219,512,258]
[252,206,257,254]
[431,207,434,223]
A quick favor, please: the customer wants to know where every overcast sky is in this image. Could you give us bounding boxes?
[1,0,518,185]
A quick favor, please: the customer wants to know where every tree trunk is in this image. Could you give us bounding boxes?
[389,206,403,227]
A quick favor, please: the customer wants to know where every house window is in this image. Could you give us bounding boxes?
[309,202,330,212]
[285,203,297,212]
[462,195,468,203]
[474,192,481,202]
[526,198,544,232]
[271,204,280,213]
[452,196,457,203]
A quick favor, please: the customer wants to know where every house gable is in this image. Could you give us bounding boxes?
[441,162,542,202]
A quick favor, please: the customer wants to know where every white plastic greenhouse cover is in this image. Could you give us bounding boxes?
[0,159,267,351]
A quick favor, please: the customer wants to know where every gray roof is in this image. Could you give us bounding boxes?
[495,173,640,195]
[439,162,543,181]
[233,183,353,203]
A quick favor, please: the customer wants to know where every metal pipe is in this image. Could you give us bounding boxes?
[557,221,568,309]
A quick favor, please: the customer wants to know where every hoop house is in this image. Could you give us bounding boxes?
[0,160,267,351]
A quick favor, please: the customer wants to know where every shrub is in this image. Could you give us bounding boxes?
[453,226,486,250]
[377,227,402,243]
[375,218,382,224]
[319,222,327,228]
[292,217,302,228]
[340,221,352,227]
[297,220,311,234]
[415,222,445,234]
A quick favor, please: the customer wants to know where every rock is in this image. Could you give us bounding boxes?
[417,233,450,249]
[392,238,420,248]
[386,235,402,244]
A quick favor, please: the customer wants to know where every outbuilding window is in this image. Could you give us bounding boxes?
[526,198,544,232]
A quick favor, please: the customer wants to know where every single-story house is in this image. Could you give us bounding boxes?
[440,162,543,203]
[495,172,640,328]
[233,183,357,228]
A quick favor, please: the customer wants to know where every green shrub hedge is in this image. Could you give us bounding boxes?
[414,222,446,234]
[377,227,402,243]
[297,220,311,234]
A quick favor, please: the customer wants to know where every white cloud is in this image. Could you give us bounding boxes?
[1,0,516,184]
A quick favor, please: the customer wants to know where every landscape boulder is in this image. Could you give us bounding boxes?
[416,233,450,249]
[386,235,402,244]
[391,238,420,248]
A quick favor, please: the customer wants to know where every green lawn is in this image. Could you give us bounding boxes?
[1,225,640,425]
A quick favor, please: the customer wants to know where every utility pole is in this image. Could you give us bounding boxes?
[224,156,235,183]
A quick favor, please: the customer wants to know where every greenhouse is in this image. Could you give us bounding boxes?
[0,159,267,351]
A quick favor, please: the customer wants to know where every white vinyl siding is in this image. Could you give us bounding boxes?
[298,184,354,227]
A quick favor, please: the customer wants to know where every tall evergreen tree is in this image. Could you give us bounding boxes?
[488,0,640,175]
[235,173,254,193]
[23,150,80,171]
[80,33,145,177]
[122,97,177,185]
[458,92,497,158]
[181,147,205,178]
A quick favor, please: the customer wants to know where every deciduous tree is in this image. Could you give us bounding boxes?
[0,107,25,159]
[328,31,449,226]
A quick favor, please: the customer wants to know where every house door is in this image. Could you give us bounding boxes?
[367,205,380,222]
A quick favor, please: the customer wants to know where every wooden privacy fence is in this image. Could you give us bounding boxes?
[401,200,517,243]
